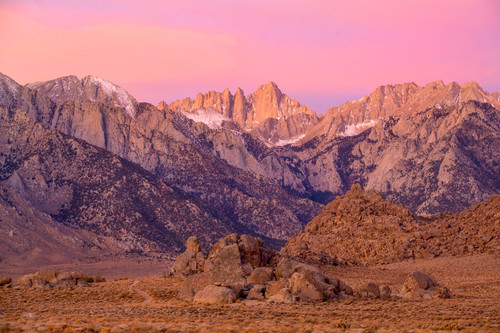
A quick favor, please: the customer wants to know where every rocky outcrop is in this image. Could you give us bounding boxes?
[356,283,382,299]
[283,184,499,265]
[193,284,237,305]
[173,234,352,304]
[176,233,276,301]
[352,271,451,300]
[415,194,500,257]
[282,184,418,265]
[17,270,102,289]
[0,278,12,287]
[399,271,451,299]
[168,236,205,276]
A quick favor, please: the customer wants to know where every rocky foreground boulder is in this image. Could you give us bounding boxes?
[353,271,451,300]
[16,270,104,289]
[170,234,452,304]
[400,271,452,299]
[170,234,353,304]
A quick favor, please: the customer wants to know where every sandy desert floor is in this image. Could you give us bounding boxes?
[1,253,499,332]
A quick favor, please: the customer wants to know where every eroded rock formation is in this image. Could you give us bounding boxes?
[171,234,352,304]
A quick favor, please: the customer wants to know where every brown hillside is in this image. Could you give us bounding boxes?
[282,184,499,265]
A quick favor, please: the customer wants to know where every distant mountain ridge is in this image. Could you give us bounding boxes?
[303,80,500,141]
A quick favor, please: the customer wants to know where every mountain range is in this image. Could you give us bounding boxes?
[0,72,498,268]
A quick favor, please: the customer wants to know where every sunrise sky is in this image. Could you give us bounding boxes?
[1,0,499,113]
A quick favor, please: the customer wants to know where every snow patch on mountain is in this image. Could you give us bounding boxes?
[268,134,306,147]
[181,108,230,129]
[82,76,137,117]
[339,119,377,137]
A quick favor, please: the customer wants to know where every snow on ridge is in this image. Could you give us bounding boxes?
[181,108,230,129]
[82,76,137,117]
[339,119,377,137]
[270,134,306,147]
[24,75,137,117]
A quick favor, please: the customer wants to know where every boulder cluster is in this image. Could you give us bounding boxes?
[353,271,451,300]
[15,270,104,289]
[170,234,452,305]
[169,234,353,304]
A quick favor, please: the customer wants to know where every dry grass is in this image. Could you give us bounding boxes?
[1,254,499,332]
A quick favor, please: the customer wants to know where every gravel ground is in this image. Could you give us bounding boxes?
[0,254,499,332]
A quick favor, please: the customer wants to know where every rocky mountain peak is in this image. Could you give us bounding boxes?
[165,82,319,145]
[0,72,21,109]
[25,75,83,102]
[23,75,137,118]
[424,80,446,90]
[255,81,282,98]
[81,75,137,117]
[303,79,499,141]
[248,82,284,122]
[460,81,483,91]
[262,81,280,89]
[157,100,168,111]
[459,81,489,104]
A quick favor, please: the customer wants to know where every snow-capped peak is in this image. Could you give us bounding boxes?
[82,76,137,117]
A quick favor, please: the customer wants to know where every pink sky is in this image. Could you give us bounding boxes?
[1,0,499,113]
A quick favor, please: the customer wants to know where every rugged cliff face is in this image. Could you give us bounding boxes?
[24,75,137,117]
[162,82,320,146]
[0,73,20,110]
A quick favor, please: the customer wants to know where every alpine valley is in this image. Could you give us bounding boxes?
[0,72,499,272]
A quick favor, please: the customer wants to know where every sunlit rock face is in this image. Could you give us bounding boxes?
[162,81,320,146]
